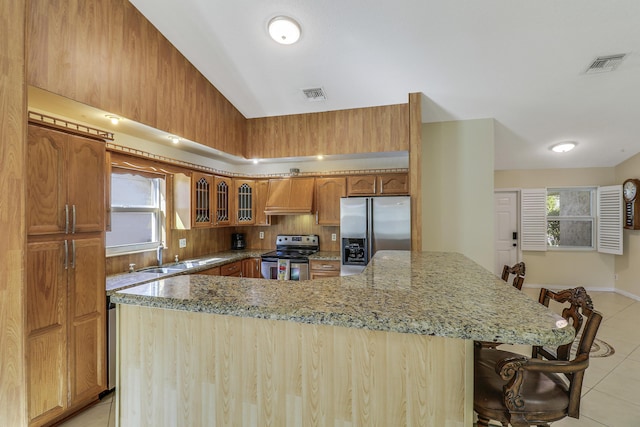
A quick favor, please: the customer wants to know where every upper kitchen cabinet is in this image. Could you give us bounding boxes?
[192,172,214,228]
[315,177,346,226]
[214,176,233,227]
[27,124,105,236]
[254,179,271,226]
[234,179,255,225]
[245,104,409,159]
[346,173,409,196]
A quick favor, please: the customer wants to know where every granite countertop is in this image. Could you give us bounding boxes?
[111,251,575,346]
[106,250,266,295]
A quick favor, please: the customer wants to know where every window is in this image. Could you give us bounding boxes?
[520,186,622,255]
[106,169,166,256]
[546,188,595,249]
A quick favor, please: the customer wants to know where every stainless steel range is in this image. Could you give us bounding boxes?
[260,234,319,280]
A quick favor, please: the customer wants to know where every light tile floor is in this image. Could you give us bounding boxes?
[60,289,640,427]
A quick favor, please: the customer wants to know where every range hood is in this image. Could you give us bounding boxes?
[264,177,315,215]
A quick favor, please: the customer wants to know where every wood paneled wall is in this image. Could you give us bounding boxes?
[246,104,409,159]
[26,0,245,157]
[118,305,473,427]
[1,0,27,425]
[107,217,339,275]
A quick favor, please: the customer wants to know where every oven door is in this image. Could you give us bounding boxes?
[261,259,309,280]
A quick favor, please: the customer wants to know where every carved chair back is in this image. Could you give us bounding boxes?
[532,286,602,418]
[501,262,526,290]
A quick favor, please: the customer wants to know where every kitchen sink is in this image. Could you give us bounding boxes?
[182,257,223,267]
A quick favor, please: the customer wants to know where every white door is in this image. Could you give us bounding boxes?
[494,191,518,276]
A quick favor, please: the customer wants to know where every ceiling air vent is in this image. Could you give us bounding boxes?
[585,53,627,74]
[302,87,326,102]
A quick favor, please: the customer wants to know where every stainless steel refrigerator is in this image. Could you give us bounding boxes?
[340,196,411,275]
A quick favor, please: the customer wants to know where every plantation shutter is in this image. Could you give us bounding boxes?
[520,188,547,251]
[597,185,623,255]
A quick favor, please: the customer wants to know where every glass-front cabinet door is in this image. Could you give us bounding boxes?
[214,176,232,227]
[192,172,213,227]
[235,179,255,225]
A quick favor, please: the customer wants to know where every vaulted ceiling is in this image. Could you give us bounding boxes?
[129,0,640,170]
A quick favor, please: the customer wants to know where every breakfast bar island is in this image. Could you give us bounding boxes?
[111,251,573,427]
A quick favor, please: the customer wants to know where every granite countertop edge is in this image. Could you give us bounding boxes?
[111,251,575,346]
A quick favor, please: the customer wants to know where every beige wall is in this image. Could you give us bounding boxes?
[494,167,616,189]
[495,167,617,290]
[614,151,640,297]
[422,119,495,271]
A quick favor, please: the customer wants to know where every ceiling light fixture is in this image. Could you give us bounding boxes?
[168,135,180,144]
[550,142,576,153]
[268,16,301,45]
[106,115,120,125]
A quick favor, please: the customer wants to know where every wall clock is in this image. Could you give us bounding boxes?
[623,178,640,229]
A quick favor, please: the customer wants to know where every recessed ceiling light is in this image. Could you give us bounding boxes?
[268,16,301,45]
[106,115,120,125]
[317,155,324,160]
[252,159,260,164]
[168,135,180,144]
[550,142,576,153]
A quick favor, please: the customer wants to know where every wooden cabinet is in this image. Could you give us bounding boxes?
[315,177,346,226]
[173,174,235,228]
[220,260,242,277]
[346,173,408,196]
[27,125,105,236]
[242,258,262,278]
[192,172,214,228]
[254,179,270,226]
[234,179,255,225]
[379,173,409,195]
[310,260,341,279]
[26,124,106,426]
[214,176,232,227]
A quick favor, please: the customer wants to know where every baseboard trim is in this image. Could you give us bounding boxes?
[522,283,640,301]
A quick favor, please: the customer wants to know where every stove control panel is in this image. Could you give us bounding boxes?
[275,234,319,248]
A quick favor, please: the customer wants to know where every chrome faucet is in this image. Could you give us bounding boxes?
[157,245,164,267]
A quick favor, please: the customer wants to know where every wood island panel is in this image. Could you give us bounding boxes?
[117,304,473,427]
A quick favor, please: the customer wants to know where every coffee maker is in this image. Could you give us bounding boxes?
[231,233,246,250]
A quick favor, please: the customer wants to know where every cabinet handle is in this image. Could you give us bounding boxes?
[315,211,318,225]
[65,204,69,234]
[72,205,76,234]
[64,240,68,270]
[71,240,76,269]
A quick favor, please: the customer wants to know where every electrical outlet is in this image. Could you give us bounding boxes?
[259,231,264,239]
[179,238,187,248]
[331,233,337,241]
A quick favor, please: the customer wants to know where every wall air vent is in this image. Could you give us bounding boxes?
[302,87,326,102]
[585,53,627,74]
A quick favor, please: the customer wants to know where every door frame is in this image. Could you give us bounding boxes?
[494,189,522,275]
